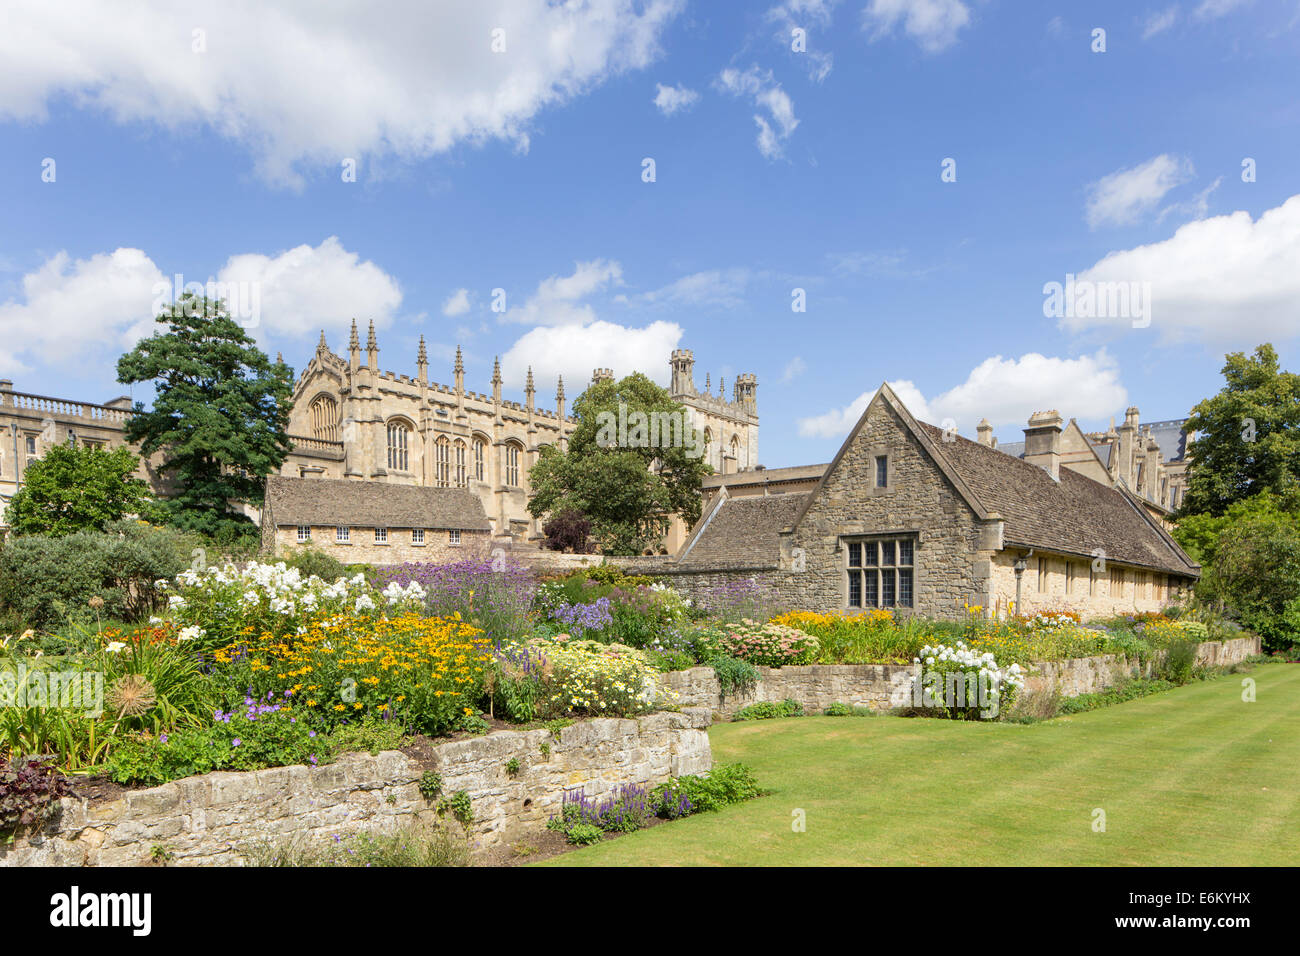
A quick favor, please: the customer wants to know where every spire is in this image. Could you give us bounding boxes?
[491,356,502,404]
[719,377,725,399]
[416,334,428,386]
[276,351,284,364]
[366,319,378,351]
[417,335,427,365]
[525,366,535,412]
[317,329,328,352]
[454,344,464,374]
[349,319,359,351]
[556,375,565,402]
[705,372,710,392]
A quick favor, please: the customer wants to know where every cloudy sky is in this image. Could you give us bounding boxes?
[1,0,1298,465]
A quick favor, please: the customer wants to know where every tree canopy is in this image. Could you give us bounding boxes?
[116,294,294,538]
[527,372,711,554]
[1178,344,1300,518]
[5,444,154,536]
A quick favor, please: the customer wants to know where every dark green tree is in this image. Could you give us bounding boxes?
[6,444,155,536]
[1178,344,1300,518]
[116,294,294,538]
[527,373,711,554]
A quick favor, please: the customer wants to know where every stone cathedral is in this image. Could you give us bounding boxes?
[279,321,759,545]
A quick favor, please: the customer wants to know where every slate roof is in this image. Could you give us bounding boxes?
[264,476,491,531]
[701,463,828,489]
[1146,419,1189,462]
[916,424,1197,576]
[996,440,1026,459]
[676,492,807,570]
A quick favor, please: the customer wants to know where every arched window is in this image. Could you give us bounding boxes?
[310,396,339,441]
[730,434,740,467]
[454,439,467,488]
[703,427,712,467]
[505,441,521,487]
[387,420,412,471]
[435,436,450,487]
[473,436,487,482]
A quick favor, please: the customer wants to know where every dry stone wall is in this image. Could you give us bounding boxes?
[1,709,711,867]
[666,636,1261,716]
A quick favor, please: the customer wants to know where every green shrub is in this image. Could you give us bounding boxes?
[652,762,761,816]
[1057,678,1175,715]
[1160,638,1200,685]
[823,702,875,717]
[282,546,347,583]
[104,700,325,785]
[733,699,803,721]
[0,521,198,630]
[326,716,409,756]
[711,655,759,698]
[563,822,604,846]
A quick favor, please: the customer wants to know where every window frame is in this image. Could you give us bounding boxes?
[412,528,425,545]
[336,526,351,543]
[448,529,462,546]
[296,526,311,543]
[844,535,915,610]
[374,527,388,545]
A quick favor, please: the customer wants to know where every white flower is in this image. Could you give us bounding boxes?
[178,625,205,642]
[355,594,375,612]
[167,595,187,609]
[105,641,127,654]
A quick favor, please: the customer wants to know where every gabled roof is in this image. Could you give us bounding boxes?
[675,489,807,570]
[915,423,1198,576]
[265,476,491,531]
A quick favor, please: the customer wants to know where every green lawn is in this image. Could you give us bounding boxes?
[544,662,1300,866]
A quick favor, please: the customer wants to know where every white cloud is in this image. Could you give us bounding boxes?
[797,351,1127,438]
[1194,0,1249,20]
[1085,154,1194,228]
[862,0,972,53]
[500,319,683,390]
[0,248,164,374]
[637,269,750,308]
[716,67,799,159]
[781,356,808,383]
[766,1,837,81]
[0,237,402,376]
[0,0,684,186]
[442,288,472,317]
[217,237,403,341]
[505,260,624,325]
[1142,6,1180,39]
[653,83,700,116]
[1062,193,1300,345]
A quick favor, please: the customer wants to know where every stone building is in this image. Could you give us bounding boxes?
[261,475,491,563]
[282,326,757,547]
[668,384,1199,620]
[0,336,758,549]
[0,379,150,531]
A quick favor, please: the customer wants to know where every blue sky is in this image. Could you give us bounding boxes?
[1,0,1298,467]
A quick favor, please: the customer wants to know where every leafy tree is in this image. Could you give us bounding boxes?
[116,295,294,539]
[541,509,594,553]
[1178,344,1300,518]
[1198,507,1300,652]
[528,373,711,554]
[6,444,155,536]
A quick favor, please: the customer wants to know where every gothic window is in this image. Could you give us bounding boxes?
[845,537,914,609]
[505,441,521,487]
[387,420,412,471]
[310,396,340,441]
[454,439,467,488]
[703,428,712,467]
[435,436,450,487]
[730,435,740,464]
[473,436,487,482]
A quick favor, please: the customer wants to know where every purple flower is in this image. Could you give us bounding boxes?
[231,738,242,747]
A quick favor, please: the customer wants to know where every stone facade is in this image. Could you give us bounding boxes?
[1,709,712,867]
[268,524,489,565]
[283,331,758,546]
[666,384,1201,621]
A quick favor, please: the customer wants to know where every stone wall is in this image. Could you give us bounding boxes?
[665,635,1262,717]
[1,710,711,867]
[665,664,917,718]
[272,525,490,565]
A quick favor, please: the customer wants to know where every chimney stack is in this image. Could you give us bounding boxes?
[976,418,994,447]
[1023,410,1064,481]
